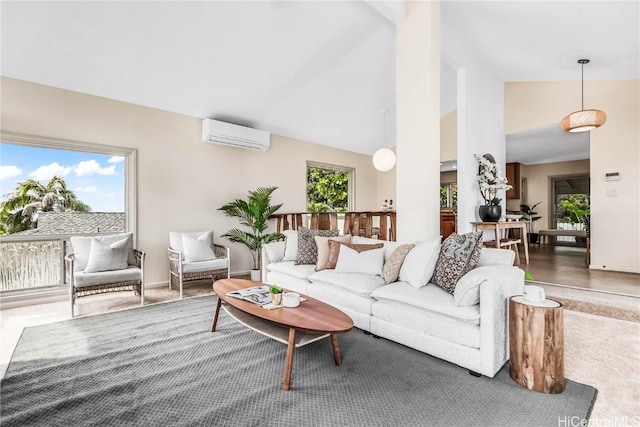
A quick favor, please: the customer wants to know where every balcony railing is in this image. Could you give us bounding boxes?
[0,235,67,292]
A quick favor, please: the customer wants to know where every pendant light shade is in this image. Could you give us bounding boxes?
[373,109,396,172]
[373,148,396,171]
[561,59,607,133]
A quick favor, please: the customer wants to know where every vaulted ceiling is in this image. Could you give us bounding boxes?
[2,1,638,162]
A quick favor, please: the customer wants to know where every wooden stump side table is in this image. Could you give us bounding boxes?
[509,296,565,394]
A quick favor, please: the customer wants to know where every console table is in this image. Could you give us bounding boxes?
[472,221,529,264]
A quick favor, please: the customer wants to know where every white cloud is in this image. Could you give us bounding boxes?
[75,186,97,193]
[0,165,22,181]
[107,156,125,164]
[28,162,72,181]
[75,160,116,177]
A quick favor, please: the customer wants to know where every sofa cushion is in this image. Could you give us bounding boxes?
[372,301,480,348]
[398,238,441,289]
[314,235,351,271]
[84,237,129,273]
[182,258,228,274]
[335,246,385,276]
[382,243,415,284]
[295,228,339,265]
[432,232,483,294]
[182,231,216,262]
[264,241,285,263]
[371,282,480,325]
[282,230,298,261]
[307,282,377,315]
[267,261,316,280]
[73,266,141,288]
[478,247,515,267]
[326,241,384,270]
[308,270,386,296]
[71,233,134,271]
[169,231,212,261]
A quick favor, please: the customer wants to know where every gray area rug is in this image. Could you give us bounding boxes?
[1,295,597,426]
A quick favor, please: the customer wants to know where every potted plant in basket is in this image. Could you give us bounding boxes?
[475,154,512,222]
[218,187,284,281]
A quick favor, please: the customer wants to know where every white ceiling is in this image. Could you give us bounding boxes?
[1,1,638,162]
[506,125,590,165]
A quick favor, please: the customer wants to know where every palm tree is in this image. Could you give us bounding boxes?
[0,176,91,234]
[218,187,284,271]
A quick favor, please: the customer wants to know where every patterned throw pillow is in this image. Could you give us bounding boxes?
[431,232,483,294]
[295,227,340,265]
[382,244,415,284]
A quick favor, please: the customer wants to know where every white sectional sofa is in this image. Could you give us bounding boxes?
[261,236,524,378]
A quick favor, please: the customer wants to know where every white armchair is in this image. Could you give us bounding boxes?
[66,233,144,318]
[168,231,230,298]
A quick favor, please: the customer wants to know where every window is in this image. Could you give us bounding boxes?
[0,132,136,293]
[551,175,590,245]
[306,162,354,212]
[440,183,457,208]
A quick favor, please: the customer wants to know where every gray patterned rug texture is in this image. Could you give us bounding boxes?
[1,295,597,426]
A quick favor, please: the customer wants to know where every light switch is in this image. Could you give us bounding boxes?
[606,188,617,197]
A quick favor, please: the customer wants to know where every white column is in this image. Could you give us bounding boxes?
[395,1,441,243]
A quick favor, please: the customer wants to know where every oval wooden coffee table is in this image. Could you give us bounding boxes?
[211,278,354,390]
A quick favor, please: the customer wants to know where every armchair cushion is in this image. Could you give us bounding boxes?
[73,266,142,288]
[182,258,228,274]
[84,237,129,273]
[70,233,134,272]
[181,231,216,262]
[170,231,215,261]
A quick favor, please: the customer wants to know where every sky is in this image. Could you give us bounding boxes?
[0,143,125,212]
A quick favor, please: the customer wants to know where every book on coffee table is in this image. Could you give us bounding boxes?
[226,285,272,306]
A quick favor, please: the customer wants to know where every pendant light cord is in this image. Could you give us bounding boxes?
[581,61,584,110]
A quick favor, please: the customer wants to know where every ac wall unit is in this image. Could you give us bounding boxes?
[201,119,270,151]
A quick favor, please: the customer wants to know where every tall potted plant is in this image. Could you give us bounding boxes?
[218,187,284,281]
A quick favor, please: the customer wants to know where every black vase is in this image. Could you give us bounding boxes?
[479,205,502,222]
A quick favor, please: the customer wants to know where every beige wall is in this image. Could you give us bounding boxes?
[440,109,457,162]
[505,80,639,273]
[1,77,379,284]
[506,160,590,231]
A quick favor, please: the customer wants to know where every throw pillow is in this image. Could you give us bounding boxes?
[453,267,490,306]
[334,245,385,276]
[264,241,286,263]
[314,235,351,271]
[295,227,339,265]
[382,243,415,284]
[282,230,299,261]
[398,238,441,289]
[84,237,129,273]
[432,232,483,294]
[182,231,216,262]
[70,233,134,272]
[325,242,385,270]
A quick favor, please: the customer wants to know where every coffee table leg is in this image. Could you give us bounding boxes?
[210,297,222,332]
[283,327,296,391]
[331,334,342,366]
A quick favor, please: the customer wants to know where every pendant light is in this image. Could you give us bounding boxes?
[372,109,396,172]
[560,59,607,133]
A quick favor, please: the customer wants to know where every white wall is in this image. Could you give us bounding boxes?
[395,1,441,242]
[505,80,639,273]
[1,77,380,284]
[442,24,505,234]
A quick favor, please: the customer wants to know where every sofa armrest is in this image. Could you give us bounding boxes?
[478,265,524,376]
[478,247,515,267]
